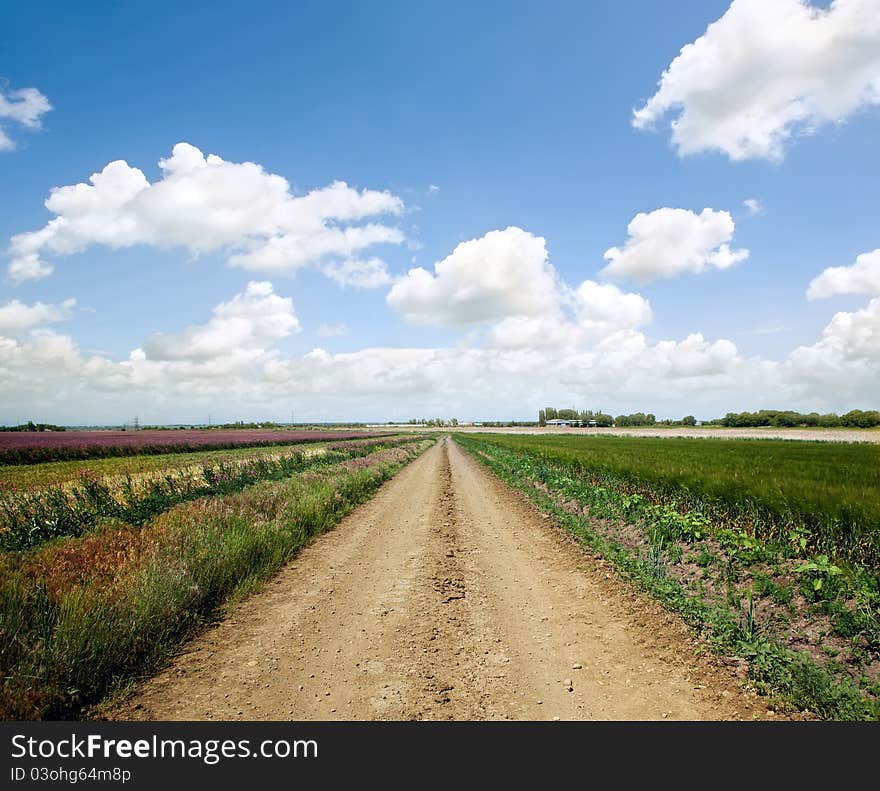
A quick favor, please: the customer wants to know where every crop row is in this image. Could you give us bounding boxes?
[0,437,434,719]
[0,429,389,465]
[0,441,328,492]
[0,436,423,551]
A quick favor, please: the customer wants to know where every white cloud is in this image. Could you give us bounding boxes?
[0,290,870,422]
[600,207,748,283]
[3,227,879,422]
[0,84,51,151]
[0,297,75,335]
[141,281,299,362]
[387,227,560,326]
[488,316,580,350]
[486,280,652,350]
[573,280,653,339]
[7,253,54,282]
[7,142,404,282]
[807,248,880,299]
[633,0,880,161]
[743,198,763,216]
[317,322,349,338]
[785,298,880,396]
[320,257,392,288]
[428,185,440,194]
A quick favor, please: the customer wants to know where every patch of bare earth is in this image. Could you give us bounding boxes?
[110,438,777,721]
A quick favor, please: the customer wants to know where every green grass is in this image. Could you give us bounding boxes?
[459,432,880,566]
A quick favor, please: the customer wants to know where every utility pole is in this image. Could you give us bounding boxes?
[133,416,139,431]
[291,409,295,427]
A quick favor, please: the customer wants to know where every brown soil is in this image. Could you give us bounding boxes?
[111,438,778,721]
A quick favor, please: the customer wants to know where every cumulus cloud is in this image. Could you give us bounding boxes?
[785,298,880,397]
[807,249,880,299]
[488,316,580,350]
[600,208,748,283]
[633,0,880,161]
[573,280,653,338]
[6,142,404,282]
[387,227,560,326]
[141,281,298,362]
[0,83,51,151]
[2,227,878,422]
[0,291,867,422]
[0,297,75,335]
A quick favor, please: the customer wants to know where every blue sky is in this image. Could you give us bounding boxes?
[1,0,879,423]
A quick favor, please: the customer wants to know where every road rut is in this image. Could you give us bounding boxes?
[115,438,770,720]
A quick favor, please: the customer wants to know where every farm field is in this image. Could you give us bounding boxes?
[2,429,877,721]
[453,433,880,564]
[0,440,332,491]
[393,425,880,443]
[0,434,431,718]
[0,436,418,551]
[0,427,387,465]
[455,433,880,719]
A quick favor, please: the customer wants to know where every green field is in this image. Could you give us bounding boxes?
[462,433,880,566]
[456,432,880,719]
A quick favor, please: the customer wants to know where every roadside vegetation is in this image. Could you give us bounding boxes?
[0,435,433,719]
[456,433,880,720]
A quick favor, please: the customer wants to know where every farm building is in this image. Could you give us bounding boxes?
[545,418,599,428]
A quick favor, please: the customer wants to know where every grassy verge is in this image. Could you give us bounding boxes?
[0,438,433,720]
[456,435,880,721]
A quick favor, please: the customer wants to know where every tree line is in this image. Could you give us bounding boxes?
[707,409,880,428]
[0,422,66,432]
[537,407,879,428]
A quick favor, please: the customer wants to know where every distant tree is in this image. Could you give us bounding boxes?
[538,409,546,426]
[682,415,697,426]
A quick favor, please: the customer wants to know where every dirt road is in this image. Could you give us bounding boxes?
[115,438,770,721]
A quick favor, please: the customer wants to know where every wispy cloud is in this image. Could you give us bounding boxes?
[743,198,763,216]
[0,82,51,151]
[317,322,350,337]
